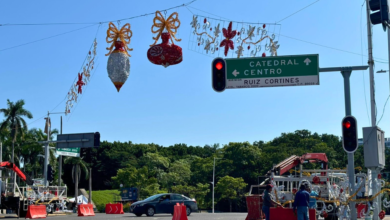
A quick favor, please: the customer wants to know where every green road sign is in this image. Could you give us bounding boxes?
[225,54,319,89]
[56,148,80,157]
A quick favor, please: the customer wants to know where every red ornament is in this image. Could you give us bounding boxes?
[262,53,266,57]
[313,176,320,184]
[216,47,218,51]
[210,28,212,31]
[340,188,344,193]
[378,174,382,179]
[75,73,85,94]
[247,45,250,50]
[219,22,237,56]
[379,210,385,219]
[198,43,200,46]
[147,32,182,68]
[263,24,266,28]
[322,211,328,218]
[204,18,207,23]
[237,32,240,36]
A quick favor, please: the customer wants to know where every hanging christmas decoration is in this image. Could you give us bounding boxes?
[189,15,281,58]
[76,73,85,94]
[65,38,98,116]
[220,22,236,56]
[147,11,182,67]
[106,22,133,92]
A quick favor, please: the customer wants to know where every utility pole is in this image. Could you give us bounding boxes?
[212,157,215,214]
[89,168,92,204]
[59,116,62,186]
[0,142,2,178]
[212,157,222,214]
[366,1,379,219]
[43,112,50,187]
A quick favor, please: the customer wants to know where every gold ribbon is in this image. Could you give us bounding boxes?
[105,22,133,56]
[150,11,181,46]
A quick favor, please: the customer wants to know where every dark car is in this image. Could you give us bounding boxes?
[130,193,198,217]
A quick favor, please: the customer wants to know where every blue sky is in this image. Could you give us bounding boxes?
[1,0,390,147]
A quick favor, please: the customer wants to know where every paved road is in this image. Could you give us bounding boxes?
[0,213,247,219]
[46,213,247,220]
[2,212,390,219]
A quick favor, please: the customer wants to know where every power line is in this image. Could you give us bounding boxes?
[277,0,321,23]
[1,0,198,26]
[377,94,390,125]
[278,33,388,62]
[0,24,98,52]
[360,0,371,124]
[187,6,281,25]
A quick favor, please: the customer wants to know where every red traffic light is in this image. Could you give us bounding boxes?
[343,121,351,129]
[215,62,223,70]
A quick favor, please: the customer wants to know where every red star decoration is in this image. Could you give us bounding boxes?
[76,73,85,94]
[219,22,236,56]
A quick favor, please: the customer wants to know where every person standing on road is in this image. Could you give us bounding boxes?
[308,187,321,209]
[262,184,282,220]
[293,184,310,220]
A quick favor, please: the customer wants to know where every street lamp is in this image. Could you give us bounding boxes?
[212,157,222,214]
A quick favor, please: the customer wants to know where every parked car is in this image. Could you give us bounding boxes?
[130,193,198,217]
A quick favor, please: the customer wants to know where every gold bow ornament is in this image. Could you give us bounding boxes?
[105,22,133,56]
[105,22,132,92]
[150,11,181,46]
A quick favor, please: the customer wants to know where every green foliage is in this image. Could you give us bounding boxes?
[215,175,247,201]
[111,166,159,199]
[87,190,120,212]
[215,175,247,212]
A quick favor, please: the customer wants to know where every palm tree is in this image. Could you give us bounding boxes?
[21,128,58,179]
[0,99,33,163]
[64,157,89,203]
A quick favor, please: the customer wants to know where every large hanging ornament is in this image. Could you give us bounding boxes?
[106,22,133,92]
[147,11,182,67]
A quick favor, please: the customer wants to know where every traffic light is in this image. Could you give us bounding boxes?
[342,116,358,153]
[94,132,100,147]
[47,165,54,182]
[369,0,389,31]
[212,58,226,92]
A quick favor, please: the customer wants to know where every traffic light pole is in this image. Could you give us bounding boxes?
[320,66,368,220]
[341,69,357,220]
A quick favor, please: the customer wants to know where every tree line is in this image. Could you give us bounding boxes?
[1,99,390,212]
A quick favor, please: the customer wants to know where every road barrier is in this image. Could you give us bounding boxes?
[172,203,188,220]
[77,204,95,217]
[245,196,264,220]
[25,205,47,219]
[269,207,316,220]
[105,203,124,214]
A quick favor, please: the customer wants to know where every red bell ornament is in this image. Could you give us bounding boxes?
[148,11,182,67]
[147,33,182,67]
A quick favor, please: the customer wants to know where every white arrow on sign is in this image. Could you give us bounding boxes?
[232,70,240,77]
[304,58,311,65]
